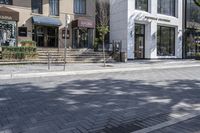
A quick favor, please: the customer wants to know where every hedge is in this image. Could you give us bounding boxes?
[1,46,37,60]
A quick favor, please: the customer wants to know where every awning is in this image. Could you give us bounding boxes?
[32,16,62,27]
[0,6,19,21]
[72,17,95,28]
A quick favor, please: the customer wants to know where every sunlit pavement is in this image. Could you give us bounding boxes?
[0,66,200,133]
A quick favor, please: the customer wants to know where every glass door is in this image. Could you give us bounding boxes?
[72,28,89,48]
[79,28,88,48]
[36,26,45,47]
[135,24,145,59]
[47,27,58,47]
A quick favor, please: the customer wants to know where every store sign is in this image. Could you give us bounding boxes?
[145,16,171,22]
[78,20,95,28]
[0,15,13,20]
[18,27,27,37]
[72,18,95,29]
[0,7,19,21]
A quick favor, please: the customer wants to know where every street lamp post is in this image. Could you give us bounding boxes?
[63,14,70,71]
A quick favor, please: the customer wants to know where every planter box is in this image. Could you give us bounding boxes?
[21,43,34,47]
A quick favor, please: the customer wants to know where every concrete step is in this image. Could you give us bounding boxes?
[35,48,114,63]
[27,60,112,63]
[37,52,107,55]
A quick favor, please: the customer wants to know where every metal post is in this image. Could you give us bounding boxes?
[63,14,68,71]
[103,39,106,67]
[48,51,50,70]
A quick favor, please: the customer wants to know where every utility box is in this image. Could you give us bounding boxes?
[120,52,127,62]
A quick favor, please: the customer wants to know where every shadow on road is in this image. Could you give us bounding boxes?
[0,78,200,133]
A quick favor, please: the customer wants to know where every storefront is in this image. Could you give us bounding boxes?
[110,0,183,60]
[32,16,62,47]
[72,18,95,49]
[0,6,19,46]
[184,0,200,58]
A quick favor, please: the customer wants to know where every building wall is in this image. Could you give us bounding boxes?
[0,0,96,47]
[110,0,183,59]
[110,0,128,53]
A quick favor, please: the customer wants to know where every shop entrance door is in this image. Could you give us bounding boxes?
[72,28,93,49]
[33,26,58,47]
[135,24,145,59]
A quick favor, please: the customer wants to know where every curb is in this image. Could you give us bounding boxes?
[0,64,200,80]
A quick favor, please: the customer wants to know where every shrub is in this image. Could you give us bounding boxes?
[196,52,200,57]
[2,46,37,60]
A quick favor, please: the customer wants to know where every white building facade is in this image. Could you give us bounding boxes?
[110,0,183,59]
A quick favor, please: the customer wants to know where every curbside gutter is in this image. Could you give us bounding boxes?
[0,64,200,80]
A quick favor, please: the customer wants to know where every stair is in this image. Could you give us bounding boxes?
[35,48,115,63]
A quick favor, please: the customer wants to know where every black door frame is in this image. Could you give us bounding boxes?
[33,25,58,48]
[135,23,145,59]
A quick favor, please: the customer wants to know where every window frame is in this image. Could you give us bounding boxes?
[157,0,176,17]
[31,0,43,14]
[49,0,60,16]
[74,0,86,14]
[135,0,149,12]
[157,25,176,56]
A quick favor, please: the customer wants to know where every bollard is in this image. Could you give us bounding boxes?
[48,51,51,70]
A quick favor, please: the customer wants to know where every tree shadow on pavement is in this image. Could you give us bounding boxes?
[0,78,200,133]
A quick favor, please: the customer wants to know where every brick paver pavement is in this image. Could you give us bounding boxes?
[0,66,200,133]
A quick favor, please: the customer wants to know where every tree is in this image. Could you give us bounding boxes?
[96,0,109,67]
[194,0,200,6]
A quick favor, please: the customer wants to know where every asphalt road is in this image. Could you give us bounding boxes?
[0,66,200,133]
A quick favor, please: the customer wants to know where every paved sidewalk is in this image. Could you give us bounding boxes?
[0,60,200,79]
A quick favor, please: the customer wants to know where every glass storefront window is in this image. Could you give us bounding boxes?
[0,20,16,46]
[186,0,200,27]
[185,31,200,57]
[185,0,200,58]
[157,26,175,56]
[157,0,176,16]
[135,0,148,12]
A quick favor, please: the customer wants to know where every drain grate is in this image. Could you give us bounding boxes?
[89,112,173,133]
[95,122,143,133]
